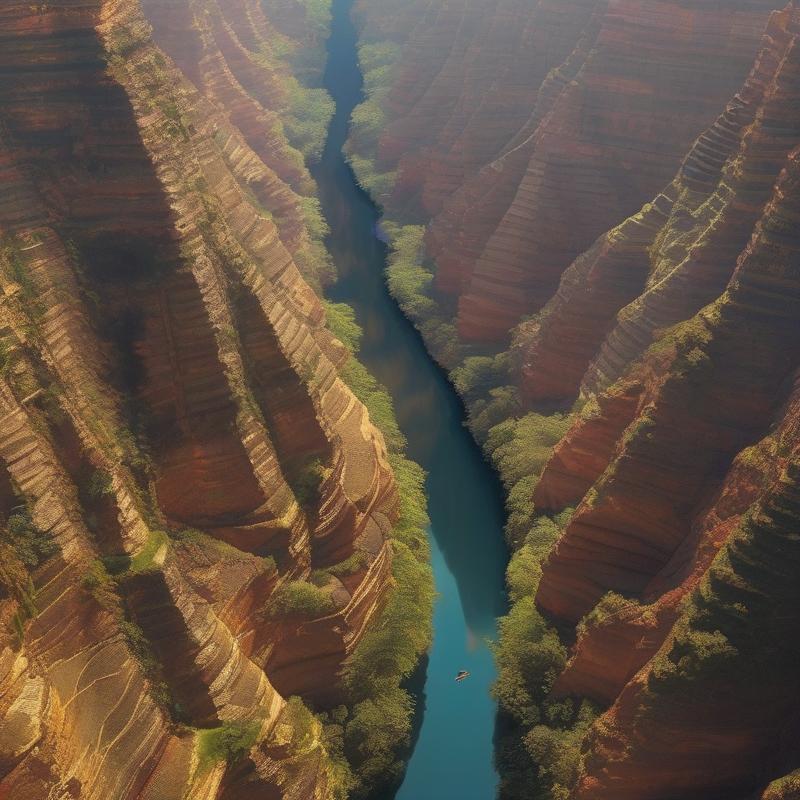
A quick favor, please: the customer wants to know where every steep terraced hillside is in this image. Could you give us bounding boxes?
[349,0,778,351]
[495,6,800,799]
[0,2,431,798]
[348,1,800,799]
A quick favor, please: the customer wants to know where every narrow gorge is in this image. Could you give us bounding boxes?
[3,1,800,800]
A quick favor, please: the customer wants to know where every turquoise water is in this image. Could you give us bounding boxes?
[312,1,509,798]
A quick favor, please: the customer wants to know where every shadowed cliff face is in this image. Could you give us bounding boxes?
[346,2,800,799]
[0,1,402,797]
[351,0,779,344]
[529,10,800,794]
[506,7,800,798]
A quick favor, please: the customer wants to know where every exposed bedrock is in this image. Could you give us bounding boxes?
[537,147,800,623]
[451,0,780,345]
[519,3,800,404]
[350,0,771,345]
[358,0,601,218]
[347,2,800,798]
[0,0,400,797]
[531,43,800,797]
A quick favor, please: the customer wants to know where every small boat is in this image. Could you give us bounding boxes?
[455,670,470,682]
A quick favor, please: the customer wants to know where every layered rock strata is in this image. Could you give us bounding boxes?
[518,6,800,798]
[0,1,400,797]
[348,0,800,797]
[352,0,779,345]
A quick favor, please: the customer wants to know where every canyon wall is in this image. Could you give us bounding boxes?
[349,2,800,799]
[350,0,780,346]
[0,2,430,798]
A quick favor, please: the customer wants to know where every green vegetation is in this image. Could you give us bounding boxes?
[86,468,113,499]
[283,81,335,162]
[106,24,144,58]
[384,225,465,368]
[318,298,433,798]
[327,550,370,579]
[267,579,336,618]
[82,559,118,611]
[345,41,401,201]
[197,719,262,772]
[288,457,328,510]
[4,506,58,571]
[1,505,57,647]
[339,32,613,793]
[324,301,363,353]
[293,197,335,289]
[494,597,566,729]
[297,0,332,40]
[493,508,599,800]
[328,301,405,451]
[524,700,598,800]
[485,407,585,800]
[119,616,182,718]
[576,591,634,638]
[2,236,47,335]
[102,529,168,576]
[487,413,572,546]
[334,457,433,797]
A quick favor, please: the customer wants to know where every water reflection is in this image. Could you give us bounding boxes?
[313,0,509,796]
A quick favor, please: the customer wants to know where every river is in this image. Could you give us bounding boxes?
[312,0,509,798]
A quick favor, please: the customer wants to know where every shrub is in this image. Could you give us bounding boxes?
[197,720,261,771]
[493,597,567,727]
[452,353,511,405]
[490,412,570,489]
[525,709,593,798]
[345,542,434,699]
[102,529,167,576]
[327,550,370,578]
[283,695,318,754]
[343,686,413,793]
[506,545,542,605]
[82,559,118,611]
[289,458,327,509]
[577,591,632,637]
[86,469,113,498]
[268,580,335,618]
[283,83,334,161]
[324,301,363,353]
[5,507,57,570]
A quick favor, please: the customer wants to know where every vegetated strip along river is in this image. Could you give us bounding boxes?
[312,0,509,798]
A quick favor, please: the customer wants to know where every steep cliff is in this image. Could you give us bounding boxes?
[348,1,800,798]
[349,0,779,349]
[496,5,800,799]
[0,2,431,798]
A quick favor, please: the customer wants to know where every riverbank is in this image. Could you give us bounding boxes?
[313,0,509,797]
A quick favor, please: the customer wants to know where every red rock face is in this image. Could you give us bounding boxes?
[370,0,600,218]
[521,8,800,797]
[352,1,800,796]
[451,0,780,344]
[356,0,778,344]
[0,1,401,797]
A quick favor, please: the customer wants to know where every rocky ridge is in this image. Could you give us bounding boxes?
[347,2,800,798]
[0,1,427,798]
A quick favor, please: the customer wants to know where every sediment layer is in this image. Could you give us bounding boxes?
[0,1,402,797]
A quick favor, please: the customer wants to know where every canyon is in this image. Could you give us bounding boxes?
[346,1,800,799]
[0,1,433,798]
[3,0,800,799]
